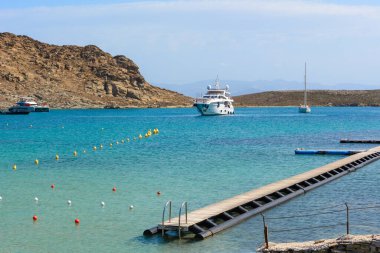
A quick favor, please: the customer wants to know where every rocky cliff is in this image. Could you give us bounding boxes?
[234,90,380,107]
[0,32,192,108]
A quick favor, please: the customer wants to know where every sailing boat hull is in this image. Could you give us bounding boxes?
[299,106,311,113]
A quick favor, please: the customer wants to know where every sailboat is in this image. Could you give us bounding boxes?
[298,62,311,113]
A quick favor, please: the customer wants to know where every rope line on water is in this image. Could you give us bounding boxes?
[285,202,347,212]
[270,223,346,233]
[350,205,380,211]
[266,209,346,220]
[264,202,380,221]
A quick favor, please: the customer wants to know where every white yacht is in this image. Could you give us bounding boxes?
[299,62,311,113]
[193,78,234,116]
[8,97,50,113]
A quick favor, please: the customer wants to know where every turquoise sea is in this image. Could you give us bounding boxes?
[0,107,379,253]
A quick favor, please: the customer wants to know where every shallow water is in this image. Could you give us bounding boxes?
[0,107,379,252]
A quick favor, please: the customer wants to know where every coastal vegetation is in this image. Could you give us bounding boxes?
[234,90,380,107]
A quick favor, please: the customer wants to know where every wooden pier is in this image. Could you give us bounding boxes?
[294,149,365,155]
[340,139,380,144]
[144,146,380,240]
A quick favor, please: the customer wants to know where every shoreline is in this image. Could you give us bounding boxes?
[24,105,380,110]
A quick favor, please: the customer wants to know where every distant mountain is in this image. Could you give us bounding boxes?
[155,79,378,97]
[155,80,262,97]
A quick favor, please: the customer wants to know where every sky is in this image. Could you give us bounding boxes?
[1,0,380,90]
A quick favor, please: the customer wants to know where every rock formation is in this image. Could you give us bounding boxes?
[0,32,192,108]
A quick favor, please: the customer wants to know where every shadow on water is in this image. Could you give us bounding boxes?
[132,233,199,246]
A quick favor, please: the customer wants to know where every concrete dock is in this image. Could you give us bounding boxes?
[144,146,380,240]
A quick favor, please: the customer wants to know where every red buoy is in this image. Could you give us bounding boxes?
[157,191,161,195]
[75,218,80,224]
[51,184,55,189]
[33,215,38,221]
[112,187,116,192]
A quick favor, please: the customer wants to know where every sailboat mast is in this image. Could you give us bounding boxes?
[304,62,307,106]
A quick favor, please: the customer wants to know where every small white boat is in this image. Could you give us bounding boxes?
[9,97,50,112]
[0,107,30,115]
[299,63,311,113]
[193,78,234,116]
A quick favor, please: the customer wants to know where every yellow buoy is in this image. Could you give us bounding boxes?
[121,140,124,143]
[55,154,59,160]
[133,137,136,141]
[100,144,103,149]
[93,146,97,151]
[139,134,142,139]
[127,138,130,142]
[73,151,78,157]
[110,143,113,147]
[145,133,149,138]
[34,159,39,165]
[12,164,17,170]
[116,141,119,145]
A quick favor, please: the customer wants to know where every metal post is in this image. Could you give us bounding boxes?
[260,213,266,228]
[260,213,269,249]
[162,201,172,237]
[169,201,172,223]
[345,203,349,235]
[185,202,188,224]
[178,202,188,240]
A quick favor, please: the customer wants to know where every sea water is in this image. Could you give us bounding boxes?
[0,107,379,253]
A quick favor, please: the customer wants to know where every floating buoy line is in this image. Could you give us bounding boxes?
[4,127,159,171]
[1,126,162,225]
[0,189,163,225]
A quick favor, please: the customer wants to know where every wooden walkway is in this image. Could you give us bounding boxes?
[144,145,380,239]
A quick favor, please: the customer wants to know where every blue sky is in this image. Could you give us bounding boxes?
[1,0,380,90]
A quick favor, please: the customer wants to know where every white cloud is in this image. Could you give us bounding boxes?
[1,0,380,19]
[1,0,380,85]
[114,0,380,18]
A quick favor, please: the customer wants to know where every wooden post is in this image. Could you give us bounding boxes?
[345,203,350,235]
[264,225,269,249]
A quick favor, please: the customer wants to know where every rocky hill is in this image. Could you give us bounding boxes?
[234,90,380,107]
[0,32,192,108]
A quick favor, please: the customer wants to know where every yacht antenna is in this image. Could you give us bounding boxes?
[215,75,220,89]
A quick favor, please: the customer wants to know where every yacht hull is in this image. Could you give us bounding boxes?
[194,103,234,116]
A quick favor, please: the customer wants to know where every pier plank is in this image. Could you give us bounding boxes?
[154,146,380,233]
